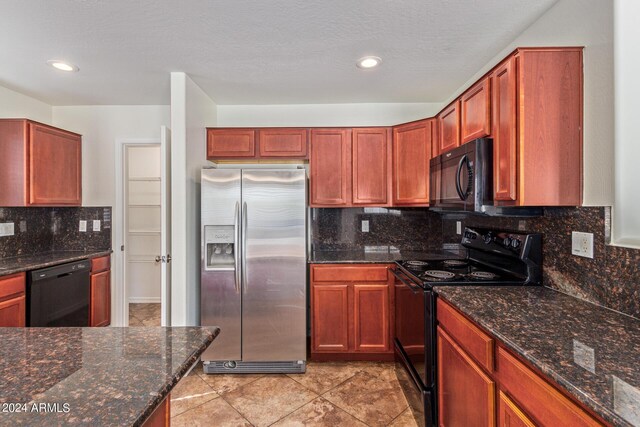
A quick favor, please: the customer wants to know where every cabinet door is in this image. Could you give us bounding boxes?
[90,271,111,327]
[461,77,491,143]
[258,128,308,158]
[492,57,518,202]
[352,128,390,205]
[392,120,432,206]
[310,129,352,206]
[438,100,461,154]
[499,391,536,427]
[437,327,495,427]
[353,284,390,352]
[29,123,82,206]
[0,296,25,327]
[207,129,256,159]
[311,284,350,352]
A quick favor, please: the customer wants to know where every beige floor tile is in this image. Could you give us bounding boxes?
[223,375,318,427]
[170,375,219,416]
[271,396,368,427]
[389,407,419,427]
[171,397,252,427]
[287,362,361,394]
[198,371,265,395]
[323,371,408,427]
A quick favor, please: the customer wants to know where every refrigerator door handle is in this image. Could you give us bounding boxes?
[242,201,248,294]
[234,201,241,293]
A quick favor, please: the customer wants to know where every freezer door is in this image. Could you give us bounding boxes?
[241,170,307,361]
[201,168,242,361]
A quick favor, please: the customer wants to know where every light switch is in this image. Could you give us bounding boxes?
[571,231,594,258]
[361,220,369,233]
[456,221,462,235]
[93,220,101,232]
[0,223,15,237]
[79,220,87,232]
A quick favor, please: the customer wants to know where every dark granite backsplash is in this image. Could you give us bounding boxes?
[440,207,640,319]
[311,207,442,251]
[0,207,111,258]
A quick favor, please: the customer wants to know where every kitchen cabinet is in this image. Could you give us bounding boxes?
[460,77,491,143]
[309,129,352,207]
[207,128,256,159]
[491,48,583,206]
[0,119,82,207]
[437,298,607,427]
[352,128,391,205]
[0,273,26,327]
[392,119,433,206]
[142,395,170,427]
[90,255,111,327]
[206,128,309,160]
[437,100,461,154]
[310,264,394,360]
[258,128,308,158]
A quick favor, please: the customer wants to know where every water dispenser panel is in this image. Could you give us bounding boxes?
[204,225,235,271]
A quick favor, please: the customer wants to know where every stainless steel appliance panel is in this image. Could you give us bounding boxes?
[241,170,307,361]
[201,169,242,361]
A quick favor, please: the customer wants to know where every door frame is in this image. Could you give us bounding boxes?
[115,138,164,326]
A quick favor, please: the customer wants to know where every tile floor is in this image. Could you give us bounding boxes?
[128,303,161,326]
[170,361,418,427]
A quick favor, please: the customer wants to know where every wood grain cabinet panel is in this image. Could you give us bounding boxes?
[91,255,111,274]
[0,273,26,327]
[437,326,496,427]
[352,128,391,205]
[499,391,536,427]
[461,77,491,143]
[353,284,390,352]
[142,395,170,427]
[90,270,111,327]
[311,284,350,352]
[438,100,461,154]
[392,120,432,206]
[207,129,256,159]
[258,128,308,158]
[310,129,352,206]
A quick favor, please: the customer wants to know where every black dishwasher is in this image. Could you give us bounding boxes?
[27,260,91,327]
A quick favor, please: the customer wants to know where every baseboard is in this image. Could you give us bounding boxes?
[310,352,394,362]
[128,297,161,303]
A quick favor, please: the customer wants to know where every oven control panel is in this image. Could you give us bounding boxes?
[462,227,539,259]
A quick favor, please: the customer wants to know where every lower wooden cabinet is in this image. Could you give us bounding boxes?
[0,273,26,327]
[499,391,536,427]
[142,395,170,427]
[90,255,111,327]
[310,264,394,360]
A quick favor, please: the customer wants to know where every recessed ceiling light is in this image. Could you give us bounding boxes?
[356,56,382,69]
[47,60,79,72]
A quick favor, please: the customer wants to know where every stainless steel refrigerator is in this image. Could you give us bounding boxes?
[200,168,307,374]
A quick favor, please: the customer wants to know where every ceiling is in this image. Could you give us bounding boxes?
[0,0,558,106]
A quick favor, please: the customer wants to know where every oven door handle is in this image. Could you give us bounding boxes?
[390,268,422,292]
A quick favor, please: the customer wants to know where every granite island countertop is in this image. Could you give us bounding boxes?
[0,249,113,277]
[309,249,463,264]
[434,286,640,427]
[0,326,218,426]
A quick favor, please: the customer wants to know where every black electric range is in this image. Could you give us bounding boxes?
[392,227,542,427]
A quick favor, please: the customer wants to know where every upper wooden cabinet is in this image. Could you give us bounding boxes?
[438,100,461,154]
[461,77,491,143]
[491,48,583,206]
[258,128,308,158]
[310,129,352,206]
[392,119,433,206]
[206,128,309,161]
[0,119,82,207]
[207,128,256,159]
[352,128,391,206]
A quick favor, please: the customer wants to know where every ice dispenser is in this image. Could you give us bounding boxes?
[204,225,235,270]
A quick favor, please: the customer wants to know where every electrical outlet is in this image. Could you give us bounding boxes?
[572,231,594,258]
[361,220,369,233]
[456,221,462,235]
[19,220,27,233]
[79,220,87,232]
[93,220,101,232]
[0,222,15,237]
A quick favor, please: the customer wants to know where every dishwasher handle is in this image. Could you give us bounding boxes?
[29,260,91,282]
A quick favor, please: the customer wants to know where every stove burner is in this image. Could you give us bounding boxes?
[442,259,468,268]
[423,270,456,281]
[404,260,430,271]
[468,271,499,281]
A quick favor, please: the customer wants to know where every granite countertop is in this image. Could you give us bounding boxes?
[434,286,640,427]
[309,249,463,264]
[0,250,113,277]
[0,326,218,426]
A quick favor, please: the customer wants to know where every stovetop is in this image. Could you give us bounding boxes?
[396,259,528,287]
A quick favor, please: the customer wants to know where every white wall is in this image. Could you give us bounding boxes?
[613,0,640,247]
[217,103,441,127]
[170,72,217,326]
[443,0,613,207]
[0,84,52,123]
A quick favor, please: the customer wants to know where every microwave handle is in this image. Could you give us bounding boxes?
[455,155,468,200]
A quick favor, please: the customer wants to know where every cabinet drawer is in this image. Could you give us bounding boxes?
[437,298,494,372]
[311,265,390,283]
[0,273,26,301]
[91,255,111,273]
[497,346,603,427]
